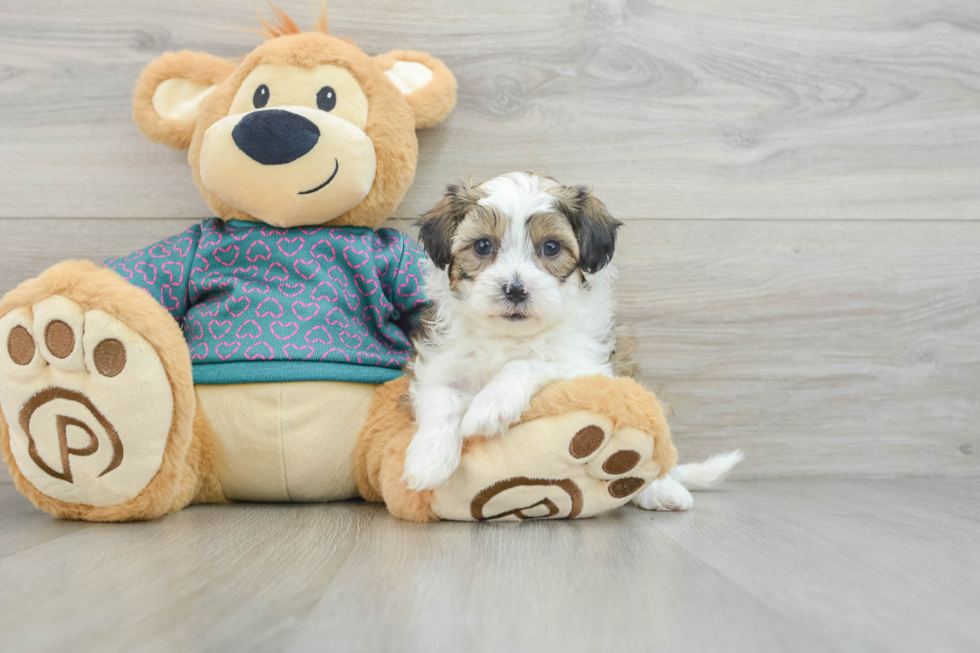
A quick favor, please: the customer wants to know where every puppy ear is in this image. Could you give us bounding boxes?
[133,51,236,150]
[557,187,623,274]
[416,184,481,269]
[375,50,457,129]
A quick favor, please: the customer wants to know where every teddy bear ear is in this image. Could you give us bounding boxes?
[133,51,236,150]
[375,50,457,129]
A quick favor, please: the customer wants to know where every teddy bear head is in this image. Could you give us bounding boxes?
[133,6,456,229]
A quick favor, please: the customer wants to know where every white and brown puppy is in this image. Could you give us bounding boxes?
[402,171,735,512]
[403,173,619,490]
[403,172,744,505]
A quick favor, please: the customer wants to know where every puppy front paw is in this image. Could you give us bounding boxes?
[459,384,527,438]
[403,430,462,491]
[632,477,694,512]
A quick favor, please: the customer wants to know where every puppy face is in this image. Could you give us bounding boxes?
[417,172,621,335]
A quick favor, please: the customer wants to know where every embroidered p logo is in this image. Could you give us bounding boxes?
[19,387,124,483]
[470,477,584,521]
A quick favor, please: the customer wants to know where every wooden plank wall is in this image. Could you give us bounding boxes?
[1,0,978,479]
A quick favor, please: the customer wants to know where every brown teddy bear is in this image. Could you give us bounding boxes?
[0,7,676,522]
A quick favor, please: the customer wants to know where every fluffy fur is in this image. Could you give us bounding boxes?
[253,2,329,38]
[671,450,745,490]
[402,172,626,490]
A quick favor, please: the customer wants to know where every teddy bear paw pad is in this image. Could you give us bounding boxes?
[431,412,661,521]
[0,296,174,507]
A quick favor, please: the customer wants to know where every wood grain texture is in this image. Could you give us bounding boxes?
[0,484,90,559]
[0,487,382,653]
[646,478,980,653]
[3,479,977,653]
[1,0,979,220]
[616,219,980,478]
[286,492,837,653]
[1,218,977,479]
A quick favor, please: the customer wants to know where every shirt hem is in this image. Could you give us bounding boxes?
[191,361,405,386]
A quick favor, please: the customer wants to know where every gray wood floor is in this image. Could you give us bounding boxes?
[0,478,977,653]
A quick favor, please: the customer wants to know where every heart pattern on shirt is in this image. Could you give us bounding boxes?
[104,220,427,373]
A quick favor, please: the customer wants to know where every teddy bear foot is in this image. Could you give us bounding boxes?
[0,262,197,521]
[430,411,662,521]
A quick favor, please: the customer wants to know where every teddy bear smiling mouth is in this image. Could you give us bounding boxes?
[298,158,340,195]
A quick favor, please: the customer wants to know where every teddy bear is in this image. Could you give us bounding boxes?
[0,7,677,522]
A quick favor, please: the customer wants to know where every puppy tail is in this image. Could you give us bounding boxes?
[670,450,744,491]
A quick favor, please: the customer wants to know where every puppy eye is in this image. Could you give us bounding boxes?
[317,86,337,112]
[541,240,561,257]
[474,239,494,256]
[253,84,270,109]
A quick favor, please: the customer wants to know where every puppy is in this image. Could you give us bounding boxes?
[402,172,624,489]
[402,172,744,510]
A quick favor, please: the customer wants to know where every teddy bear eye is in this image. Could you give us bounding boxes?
[317,86,337,112]
[253,84,270,109]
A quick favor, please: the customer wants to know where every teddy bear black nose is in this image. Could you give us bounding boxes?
[232,109,320,165]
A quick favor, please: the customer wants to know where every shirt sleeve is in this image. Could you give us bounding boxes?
[388,233,430,338]
[102,223,202,323]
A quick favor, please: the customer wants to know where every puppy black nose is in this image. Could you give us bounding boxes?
[232,109,320,165]
[504,282,528,303]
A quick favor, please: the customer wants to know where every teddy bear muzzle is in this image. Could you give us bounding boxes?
[199,105,377,228]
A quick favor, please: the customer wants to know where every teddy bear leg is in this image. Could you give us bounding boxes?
[353,376,437,521]
[0,260,208,521]
[171,397,227,510]
[354,375,678,522]
[431,375,678,521]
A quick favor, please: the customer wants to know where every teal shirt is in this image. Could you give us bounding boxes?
[104,219,427,385]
